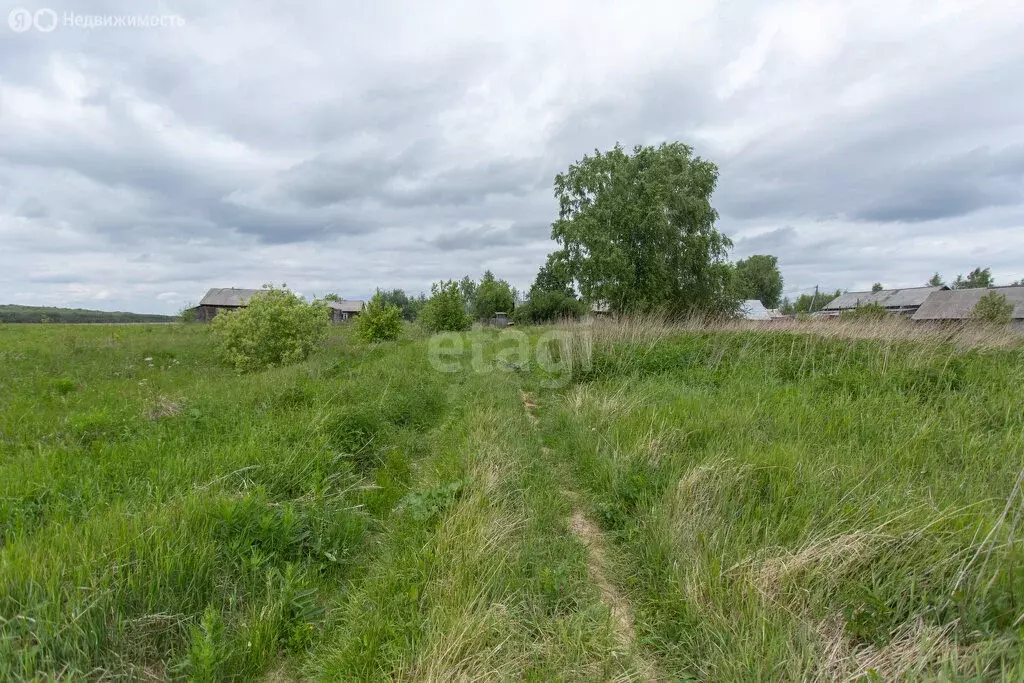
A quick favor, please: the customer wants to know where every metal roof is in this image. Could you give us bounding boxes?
[199,288,264,307]
[911,287,1024,321]
[739,299,771,320]
[325,299,364,313]
[823,286,945,311]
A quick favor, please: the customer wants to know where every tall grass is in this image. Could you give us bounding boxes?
[537,320,1024,679]
[0,325,649,679]
[565,312,1023,356]
[3,319,1022,679]
[0,324,450,678]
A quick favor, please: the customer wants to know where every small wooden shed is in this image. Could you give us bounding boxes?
[195,288,263,322]
[325,299,364,323]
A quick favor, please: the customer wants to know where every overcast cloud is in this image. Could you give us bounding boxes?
[2,0,1023,313]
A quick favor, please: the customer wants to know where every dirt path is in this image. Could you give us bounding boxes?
[520,391,660,682]
[570,510,638,643]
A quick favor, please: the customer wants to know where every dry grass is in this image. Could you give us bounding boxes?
[558,312,1023,354]
[562,383,643,422]
[816,614,982,681]
[666,460,754,544]
[745,531,886,600]
[146,395,183,420]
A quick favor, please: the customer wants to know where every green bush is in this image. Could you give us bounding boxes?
[473,271,515,321]
[210,285,329,372]
[971,291,1014,324]
[839,302,889,321]
[513,291,586,325]
[418,280,471,332]
[354,292,403,342]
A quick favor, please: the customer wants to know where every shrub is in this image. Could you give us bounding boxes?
[839,302,889,321]
[211,285,329,372]
[473,271,515,321]
[513,291,586,325]
[354,292,403,342]
[971,291,1014,324]
[419,280,471,333]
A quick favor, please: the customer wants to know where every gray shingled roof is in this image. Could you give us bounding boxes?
[911,287,1024,321]
[199,288,264,307]
[823,286,945,311]
[740,299,771,320]
[325,299,364,313]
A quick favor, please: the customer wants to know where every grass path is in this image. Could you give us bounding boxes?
[303,361,653,680]
[521,390,662,682]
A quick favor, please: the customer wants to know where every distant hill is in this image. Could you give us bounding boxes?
[0,304,176,324]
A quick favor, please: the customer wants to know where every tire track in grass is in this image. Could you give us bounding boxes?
[520,391,661,682]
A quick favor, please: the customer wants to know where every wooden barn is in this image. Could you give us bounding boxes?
[912,286,1024,329]
[195,288,365,323]
[325,299,364,322]
[820,286,947,317]
[195,288,263,322]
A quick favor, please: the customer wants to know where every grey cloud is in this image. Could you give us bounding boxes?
[715,61,1024,224]
[3,0,1024,313]
[733,227,798,254]
[429,222,551,251]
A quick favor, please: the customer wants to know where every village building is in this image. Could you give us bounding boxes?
[820,286,947,317]
[195,288,264,322]
[325,299,364,322]
[912,286,1024,329]
[739,299,771,321]
[196,288,363,323]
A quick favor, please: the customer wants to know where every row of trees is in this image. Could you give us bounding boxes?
[0,304,175,324]
[350,271,522,341]
[927,268,1024,289]
[352,271,519,327]
[364,142,1021,331]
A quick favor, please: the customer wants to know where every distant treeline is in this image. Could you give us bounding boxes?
[0,304,176,324]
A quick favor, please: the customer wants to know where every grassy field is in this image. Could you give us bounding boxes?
[1,320,1023,680]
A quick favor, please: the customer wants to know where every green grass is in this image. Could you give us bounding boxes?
[535,324,1024,680]
[1,320,1023,680]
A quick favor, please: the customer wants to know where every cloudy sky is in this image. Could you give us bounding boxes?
[2,0,1023,313]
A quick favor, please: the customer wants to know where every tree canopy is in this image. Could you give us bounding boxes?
[473,270,515,320]
[551,142,736,316]
[374,288,426,321]
[532,252,575,297]
[780,289,842,315]
[953,267,994,289]
[419,280,472,332]
[733,255,784,308]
